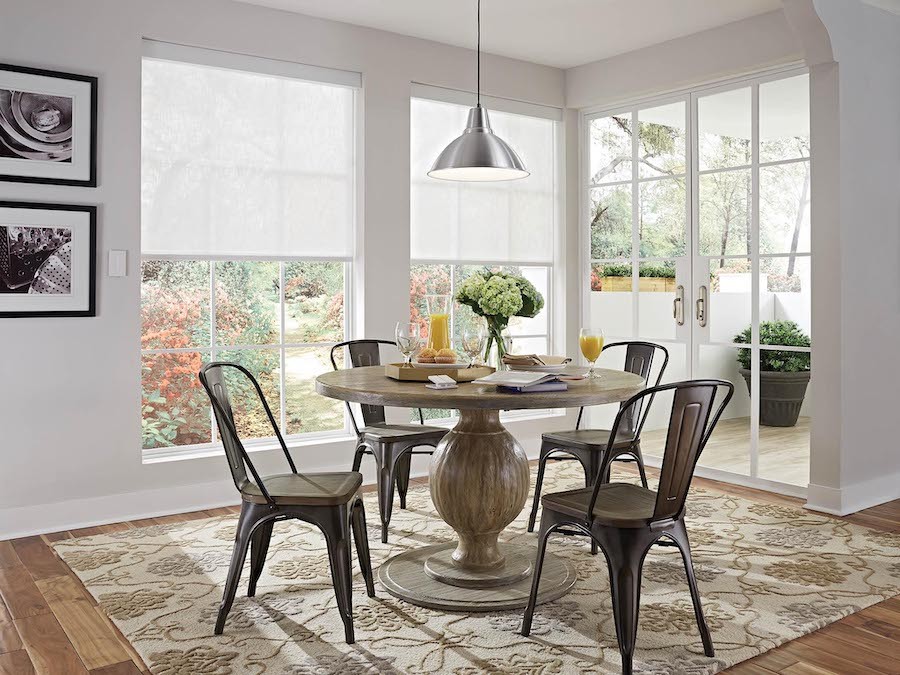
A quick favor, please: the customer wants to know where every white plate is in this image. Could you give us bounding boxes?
[508,363,571,374]
[412,362,471,369]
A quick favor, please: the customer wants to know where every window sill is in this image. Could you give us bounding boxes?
[141,430,356,465]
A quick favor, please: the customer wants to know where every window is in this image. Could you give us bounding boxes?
[409,92,560,420]
[140,43,358,455]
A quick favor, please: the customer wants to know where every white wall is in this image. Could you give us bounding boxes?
[0,0,567,538]
[804,0,900,513]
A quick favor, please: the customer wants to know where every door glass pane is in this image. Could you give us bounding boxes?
[760,74,810,163]
[141,260,210,350]
[141,351,211,449]
[590,263,632,338]
[760,162,810,255]
[639,102,686,178]
[215,261,280,346]
[589,115,631,184]
[696,344,750,476]
[285,347,344,435]
[698,87,751,170]
[639,178,686,257]
[217,348,281,440]
[757,348,811,486]
[699,170,751,257]
[591,185,632,259]
[761,256,811,338]
[283,262,344,344]
[638,260,677,341]
[708,258,753,344]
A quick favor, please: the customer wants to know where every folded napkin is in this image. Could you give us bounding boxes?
[501,354,572,366]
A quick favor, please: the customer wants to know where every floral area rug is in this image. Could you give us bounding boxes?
[53,461,900,674]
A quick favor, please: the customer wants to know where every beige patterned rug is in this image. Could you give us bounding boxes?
[53,462,900,675]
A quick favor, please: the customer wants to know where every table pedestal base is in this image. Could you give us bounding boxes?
[378,542,576,612]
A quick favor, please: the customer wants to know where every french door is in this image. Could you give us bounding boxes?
[583,67,811,494]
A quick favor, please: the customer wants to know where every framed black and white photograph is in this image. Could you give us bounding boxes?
[0,201,96,317]
[0,64,97,186]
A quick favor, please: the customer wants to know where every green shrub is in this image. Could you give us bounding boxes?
[734,320,811,372]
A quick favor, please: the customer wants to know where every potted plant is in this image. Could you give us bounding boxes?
[455,269,544,369]
[734,320,811,427]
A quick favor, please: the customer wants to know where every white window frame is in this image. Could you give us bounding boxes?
[140,43,362,462]
[579,63,812,495]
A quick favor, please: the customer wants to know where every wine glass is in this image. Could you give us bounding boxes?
[580,327,604,379]
[395,322,422,367]
[460,325,486,367]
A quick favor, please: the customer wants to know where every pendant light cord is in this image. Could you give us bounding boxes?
[476,0,481,106]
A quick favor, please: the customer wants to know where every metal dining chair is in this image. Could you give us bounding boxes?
[199,362,375,644]
[521,379,734,675]
[527,341,669,537]
[330,339,448,543]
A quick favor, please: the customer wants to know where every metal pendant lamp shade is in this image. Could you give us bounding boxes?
[428,105,529,181]
[427,0,529,182]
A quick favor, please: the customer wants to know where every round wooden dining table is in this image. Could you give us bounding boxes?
[315,365,645,611]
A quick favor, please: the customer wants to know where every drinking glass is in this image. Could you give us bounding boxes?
[460,326,486,367]
[395,322,422,367]
[580,327,604,378]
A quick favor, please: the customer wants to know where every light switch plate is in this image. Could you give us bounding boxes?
[108,250,127,277]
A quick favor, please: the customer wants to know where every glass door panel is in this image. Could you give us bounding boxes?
[694,344,751,476]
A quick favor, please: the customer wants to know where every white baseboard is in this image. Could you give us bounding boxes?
[806,470,900,515]
[1,423,559,540]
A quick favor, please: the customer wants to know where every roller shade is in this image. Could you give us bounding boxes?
[411,96,558,264]
[141,44,357,259]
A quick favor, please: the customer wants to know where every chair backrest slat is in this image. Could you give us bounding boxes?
[578,341,669,436]
[588,379,733,525]
[198,362,297,501]
[330,339,394,429]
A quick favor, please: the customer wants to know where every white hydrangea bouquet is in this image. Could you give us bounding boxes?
[455,269,544,367]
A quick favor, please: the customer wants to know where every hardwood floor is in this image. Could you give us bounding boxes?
[0,469,896,674]
[642,416,811,488]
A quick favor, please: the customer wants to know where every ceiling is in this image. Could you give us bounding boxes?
[233,0,784,69]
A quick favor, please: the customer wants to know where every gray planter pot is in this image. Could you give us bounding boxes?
[739,368,811,427]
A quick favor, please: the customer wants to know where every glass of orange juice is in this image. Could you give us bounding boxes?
[425,294,451,351]
[580,327,604,378]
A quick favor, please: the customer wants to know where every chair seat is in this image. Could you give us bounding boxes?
[542,427,634,451]
[542,482,658,528]
[360,422,447,444]
[241,472,363,506]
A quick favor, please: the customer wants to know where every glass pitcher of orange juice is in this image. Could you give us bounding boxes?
[425,294,451,352]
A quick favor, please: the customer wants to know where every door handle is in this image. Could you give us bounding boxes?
[673,285,685,326]
[696,285,708,327]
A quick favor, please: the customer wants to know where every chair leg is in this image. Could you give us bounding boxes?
[374,447,397,544]
[351,500,376,598]
[527,441,552,533]
[215,503,258,634]
[520,521,555,636]
[324,516,356,644]
[396,451,412,510]
[247,519,274,598]
[671,521,714,657]
[578,448,601,556]
[606,538,646,675]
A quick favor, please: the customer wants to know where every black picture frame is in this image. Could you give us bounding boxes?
[0,63,98,187]
[0,201,96,318]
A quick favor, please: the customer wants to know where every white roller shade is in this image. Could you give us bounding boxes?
[411,97,558,264]
[141,46,357,258]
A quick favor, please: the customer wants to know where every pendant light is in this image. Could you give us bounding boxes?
[428,0,529,181]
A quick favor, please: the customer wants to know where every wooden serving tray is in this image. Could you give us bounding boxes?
[385,363,495,382]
